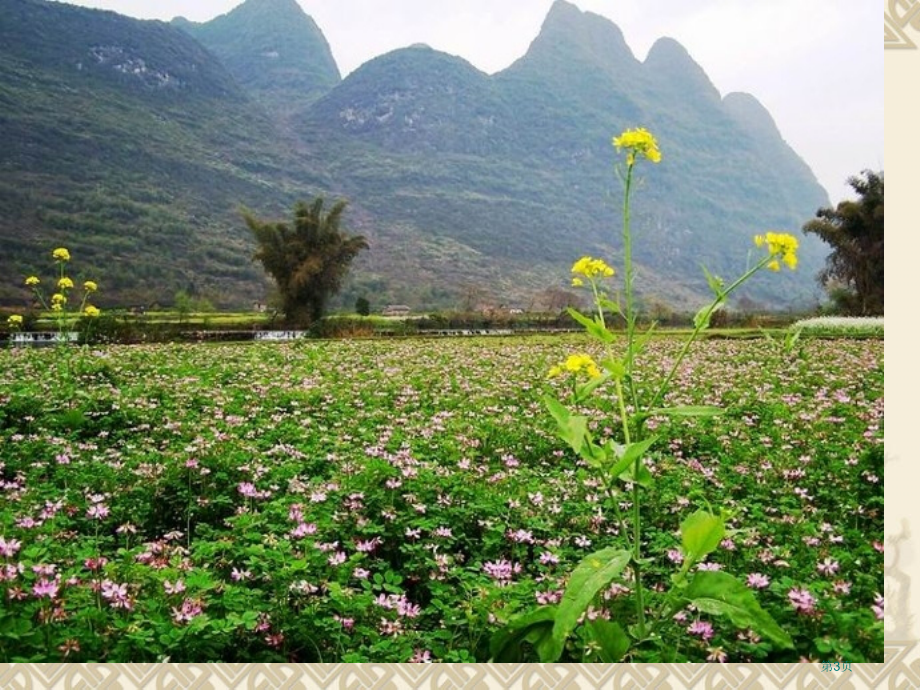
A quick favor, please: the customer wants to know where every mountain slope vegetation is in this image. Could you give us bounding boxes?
[0,0,828,312]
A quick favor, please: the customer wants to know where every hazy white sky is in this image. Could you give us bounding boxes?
[57,0,881,205]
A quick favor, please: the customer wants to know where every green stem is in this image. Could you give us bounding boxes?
[621,164,637,382]
[614,375,646,637]
[599,477,632,552]
[647,256,772,412]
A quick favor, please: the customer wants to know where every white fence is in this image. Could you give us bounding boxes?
[10,332,79,346]
[253,331,311,342]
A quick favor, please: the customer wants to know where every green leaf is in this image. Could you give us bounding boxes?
[544,395,588,454]
[633,322,657,353]
[685,571,794,649]
[586,618,630,662]
[607,436,658,481]
[680,510,725,563]
[784,328,802,352]
[598,296,623,318]
[577,440,608,469]
[693,299,724,330]
[601,358,626,380]
[701,265,726,297]
[575,374,610,402]
[489,607,557,662]
[618,461,653,487]
[567,307,614,343]
[548,547,632,661]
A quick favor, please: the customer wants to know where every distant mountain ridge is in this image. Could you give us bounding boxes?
[0,0,829,312]
[172,0,340,115]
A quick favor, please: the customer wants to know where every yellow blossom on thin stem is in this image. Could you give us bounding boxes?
[25,276,40,286]
[84,280,98,292]
[548,353,602,380]
[7,314,23,328]
[612,128,662,165]
[52,248,71,262]
[83,305,100,318]
[753,232,798,271]
[572,256,615,281]
[58,277,74,290]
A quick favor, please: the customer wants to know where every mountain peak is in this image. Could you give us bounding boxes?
[723,92,779,135]
[510,0,637,74]
[218,0,305,20]
[643,36,720,103]
[174,0,340,109]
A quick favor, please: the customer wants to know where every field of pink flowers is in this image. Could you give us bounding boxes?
[0,335,883,662]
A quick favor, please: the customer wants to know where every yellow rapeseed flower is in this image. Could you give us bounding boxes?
[754,232,798,271]
[572,256,615,281]
[25,276,40,286]
[51,293,67,305]
[612,127,662,165]
[84,305,101,318]
[58,277,74,290]
[7,314,23,327]
[84,280,98,292]
[52,248,71,262]
[549,353,602,379]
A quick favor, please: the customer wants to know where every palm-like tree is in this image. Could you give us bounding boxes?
[803,170,883,316]
[244,197,368,325]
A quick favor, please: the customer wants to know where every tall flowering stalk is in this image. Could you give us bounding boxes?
[492,128,799,662]
[15,247,101,342]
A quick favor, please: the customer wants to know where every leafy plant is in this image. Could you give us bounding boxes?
[244,198,368,327]
[492,127,802,662]
[14,246,101,342]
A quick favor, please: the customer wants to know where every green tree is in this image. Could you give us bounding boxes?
[803,170,883,315]
[355,296,370,316]
[244,197,368,325]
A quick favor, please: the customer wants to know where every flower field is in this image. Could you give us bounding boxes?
[0,335,883,662]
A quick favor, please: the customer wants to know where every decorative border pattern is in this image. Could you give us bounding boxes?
[0,650,914,689]
[886,0,920,48]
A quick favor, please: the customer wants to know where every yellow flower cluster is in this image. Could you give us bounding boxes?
[548,353,602,380]
[612,127,662,165]
[12,247,102,330]
[571,256,615,286]
[754,232,799,271]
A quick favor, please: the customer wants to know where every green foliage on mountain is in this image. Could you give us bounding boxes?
[0,0,830,313]
[172,0,340,115]
[0,0,329,307]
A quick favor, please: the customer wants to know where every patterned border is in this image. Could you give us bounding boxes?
[886,0,920,48]
[0,649,914,689]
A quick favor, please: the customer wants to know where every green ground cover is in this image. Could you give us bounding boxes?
[0,336,883,662]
